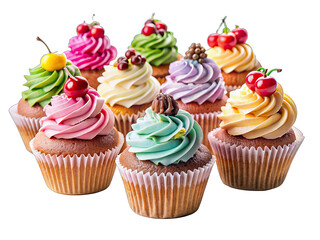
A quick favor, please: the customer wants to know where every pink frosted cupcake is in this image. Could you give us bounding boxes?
[65,19,117,89]
[30,75,124,195]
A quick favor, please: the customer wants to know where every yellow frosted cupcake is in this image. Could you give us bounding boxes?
[97,50,160,138]
[206,17,261,93]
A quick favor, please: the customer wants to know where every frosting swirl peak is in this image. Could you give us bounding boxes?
[98,62,160,108]
[219,84,297,139]
[40,89,114,140]
[127,107,203,166]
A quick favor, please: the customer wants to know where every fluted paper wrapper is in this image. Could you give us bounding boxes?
[9,104,41,153]
[116,157,215,218]
[192,111,221,153]
[30,133,124,195]
[208,127,304,191]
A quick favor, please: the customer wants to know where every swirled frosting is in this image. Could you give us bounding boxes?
[22,62,80,107]
[161,58,225,105]
[219,84,297,139]
[40,89,114,140]
[127,107,203,166]
[97,62,160,108]
[65,32,117,70]
[206,43,258,73]
[130,32,178,66]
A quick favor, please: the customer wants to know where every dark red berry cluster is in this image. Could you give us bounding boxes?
[142,13,167,36]
[117,49,146,70]
[185,43,207,63]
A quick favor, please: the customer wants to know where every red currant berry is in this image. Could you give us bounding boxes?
[232,28,248,44]
[117,57,126,63]
[90,25,104,38]
[217,33,237,50]
[131,55,142,65]
[142,23,156,36]
[76,23,90,34]
[117,62,129,70]
[64,76,89,98]
[125,49,136,59]
[155,22,167,31]
[246,71,264,91]
[255,77,278,97]
[207,33,219,48]
[158,29,165,36]
[141,56,146,64]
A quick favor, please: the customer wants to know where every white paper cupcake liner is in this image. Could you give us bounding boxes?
[116,156,215,218]
[208,127,304,191]
[192,111,221,153]
[30,132,124,195]
[9,104,41,153]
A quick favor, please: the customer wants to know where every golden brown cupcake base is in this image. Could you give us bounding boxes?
[33,128,119,156]
[120,145,212,175]
[80,69,104,90]
[152,54,183,84]
[17,98,45,118]
[209,127,304,191]
[222,62,262,87]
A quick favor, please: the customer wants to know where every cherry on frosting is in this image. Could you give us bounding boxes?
[64,76,89,98]
[90,25,105,38]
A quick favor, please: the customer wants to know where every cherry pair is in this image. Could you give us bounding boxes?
[142,13,167,36]
[77,23,104,38]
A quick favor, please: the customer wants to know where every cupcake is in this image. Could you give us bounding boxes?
[97,50,160,140]
[9,37,81,152]
[208,68,304,190]
[161,43,228,152]
[65,17,117,89]
[117,94,214,218]
[206,16,261,93]
[30,75,124,195]
[129,13,181,84]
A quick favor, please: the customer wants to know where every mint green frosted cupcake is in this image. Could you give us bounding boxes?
[116,93,215,218]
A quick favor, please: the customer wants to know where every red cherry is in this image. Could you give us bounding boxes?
[117,57,126,63]
[207,33,219,48]
[90,25,105,38]
[158,29,165,36]
[117,62,129,70]
[131,55,142,65]
[141,56,146,64]
[64,76,89,98]
[142,23,156,36]
[217,32,237,50]
[155,22,167,31]
[255,77,277,97]
[125,49,136,59]
[232,28,248,44]
[77,23,90,34]
[246,71,264,91]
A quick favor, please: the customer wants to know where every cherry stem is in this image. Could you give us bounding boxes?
[263,69,268,78]
[216,16,227,33]
[64,67,77,80]
[36,37,51,53]
[92,14,95,21]
[257,67,265,73]
[151,13,155,20]
[267,68,282,76]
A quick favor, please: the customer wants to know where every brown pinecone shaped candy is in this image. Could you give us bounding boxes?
[185,43,207,63]
[151,93,179,116]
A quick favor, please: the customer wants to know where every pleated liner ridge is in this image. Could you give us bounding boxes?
[30,133,124,195]
[208,127,304,191]
[116,157,215,218]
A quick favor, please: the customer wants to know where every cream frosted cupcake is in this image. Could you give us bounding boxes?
[161,43,227,152]
[208,68,304,190]
[206,17,261,93]
[9,37,81,152]
[117,93,214,218]
[30,76,124,195]
[97,50,160,138]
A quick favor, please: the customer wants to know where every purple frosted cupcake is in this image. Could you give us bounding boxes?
[161,43,228,152]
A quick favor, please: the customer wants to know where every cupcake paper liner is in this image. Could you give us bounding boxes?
[192,111,221,153]
[9,104,41,153]
[116,156,215,218]
[30,132,124,195]
[208,127,304,191]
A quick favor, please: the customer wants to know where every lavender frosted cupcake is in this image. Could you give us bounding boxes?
[161,43,228,152]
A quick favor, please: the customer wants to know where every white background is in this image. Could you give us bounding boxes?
[1,0,319,239]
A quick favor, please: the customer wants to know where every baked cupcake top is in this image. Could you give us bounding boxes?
[97,50,160,108]
[161,43,225,105]
[219,68,297,139]
[65,17,117,71]
[40,75,114,140]
[23,37,80,107]
[126,93,203,166]
[206,16,258,73]
[129,14,178,67]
